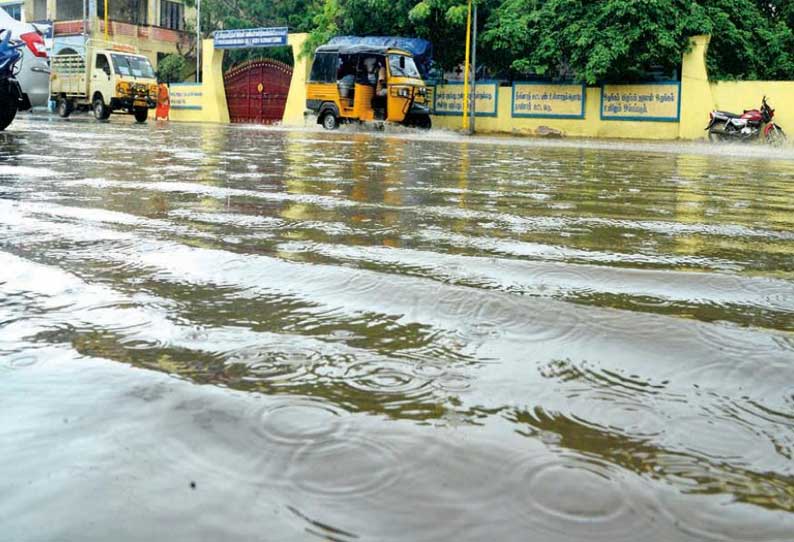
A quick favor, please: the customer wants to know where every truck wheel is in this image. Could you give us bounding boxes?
[57,97,73,118]
[321,111,338,130]
[133,107,148,123]
[93,96,111,120]
[0,99,16,131]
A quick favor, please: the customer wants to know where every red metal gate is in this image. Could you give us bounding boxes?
[223,59,293,124]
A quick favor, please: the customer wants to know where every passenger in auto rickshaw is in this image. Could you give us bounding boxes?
[360,56,387,119]
[337,55,356,102]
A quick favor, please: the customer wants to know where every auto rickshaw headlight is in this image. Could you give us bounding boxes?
[390,86,411,98]
[418,87,427,96]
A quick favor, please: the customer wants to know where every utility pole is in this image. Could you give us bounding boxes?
[462,0,472,132]
[469,2,477,135]
[196,0,201,82]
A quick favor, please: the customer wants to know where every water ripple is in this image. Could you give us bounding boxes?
[503,451,662,541]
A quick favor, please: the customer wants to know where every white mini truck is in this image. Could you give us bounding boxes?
[50,42,157,122]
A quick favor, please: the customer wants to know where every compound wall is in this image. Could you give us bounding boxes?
[170,34,794,141]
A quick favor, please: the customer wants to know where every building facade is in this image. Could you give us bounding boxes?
[0,0,193,72]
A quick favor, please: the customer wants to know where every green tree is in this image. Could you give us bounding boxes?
[158,53,188,83]
[481,0,709,83]
[703,0,794,80]
[480,0,794,82]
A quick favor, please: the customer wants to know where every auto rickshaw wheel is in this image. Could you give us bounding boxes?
[404,114,432,130]
[321,111,338,130]
[133,107,149,123]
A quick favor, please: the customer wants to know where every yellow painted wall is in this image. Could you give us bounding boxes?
[168,38,229,123]
[431,86,681,140]
[710,81,794,130]
[282,33,310,126]
[432,35,790,140]
[679,35,713,139]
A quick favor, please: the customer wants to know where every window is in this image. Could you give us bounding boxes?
[309,52,338,83]
[96,54,111,76]
[33,0,46,21]
[160,0,184,31]
[388,54,420,78]
[57,0,84,20]
[2,4,22,21]
[111,54,155,79]
[97,0,147,24]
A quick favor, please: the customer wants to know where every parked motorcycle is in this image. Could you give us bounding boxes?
[0,29,30,131]
[706,97,786,145]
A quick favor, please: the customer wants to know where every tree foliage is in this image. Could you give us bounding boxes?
[182,0,794,81]
[157,53,188,83]
[481,0,794,82]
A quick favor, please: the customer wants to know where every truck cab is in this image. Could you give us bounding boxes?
[51,43,157,123]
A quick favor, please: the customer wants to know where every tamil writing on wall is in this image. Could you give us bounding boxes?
[601,82,681,122]
[169,84,203,110]
[512,83,585,118]
[433,82,498,117]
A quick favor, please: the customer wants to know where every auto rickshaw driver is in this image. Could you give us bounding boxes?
[373,59,388,118]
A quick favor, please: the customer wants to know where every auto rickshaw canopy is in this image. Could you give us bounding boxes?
[316,36,433,77]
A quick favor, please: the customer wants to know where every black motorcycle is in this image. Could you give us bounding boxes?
[0,29,31,131]
[706,96,786,145]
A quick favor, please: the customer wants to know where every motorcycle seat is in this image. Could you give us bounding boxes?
[714,110,741,118]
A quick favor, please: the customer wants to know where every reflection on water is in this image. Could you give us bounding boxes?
[2,115,794,541]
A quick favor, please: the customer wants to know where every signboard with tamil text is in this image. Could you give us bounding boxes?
[600,82,681,122]
[511,82,586,119]
[169,83,203,110]
[213,27,289,50]
[432,82,498,117]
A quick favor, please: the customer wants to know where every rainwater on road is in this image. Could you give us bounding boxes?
[2,114,794,541]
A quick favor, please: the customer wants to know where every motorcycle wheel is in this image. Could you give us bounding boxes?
[766,125,787,147]
[0,98,16,131]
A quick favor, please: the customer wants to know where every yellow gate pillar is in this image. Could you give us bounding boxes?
[679,35,713,140]
[201,38,231,123]
[282,33,310,126]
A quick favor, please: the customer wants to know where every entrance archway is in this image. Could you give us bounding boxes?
[168,30,309,125]
[223,59,293,124]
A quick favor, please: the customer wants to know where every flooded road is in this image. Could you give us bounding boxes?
[2,114,794,541]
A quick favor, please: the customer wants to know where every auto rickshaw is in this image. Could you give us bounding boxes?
[306,39,432,130]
